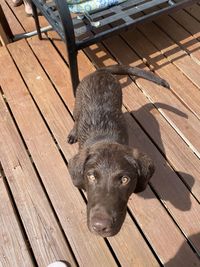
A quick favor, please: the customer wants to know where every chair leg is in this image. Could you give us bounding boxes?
[0,4,13,45]
[31,1,42,39]
[68,50,80,96]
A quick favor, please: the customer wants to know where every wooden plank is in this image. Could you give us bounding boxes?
[120,29,200,155]
[123,112,200,266]
[104,213,160,266]
[8,38,77,162]
[6,38,161,267]
[0,161,34,267]
[82,18,200,121]
[128,188,200,266]
[111,186,200,265]
[185,4,200,22]
[137,20,200,90]
[154,14,200,65]
[0,64,77,267]
[0,44,118,266]
[135,24,200,119]
[171,9,200,41]
[5,0,48,33]
[28,30,95,110]
[28,34,90,113]
[124,107,200,255]
[0,0,24,36]
[124,84,200,200]
[0,24,10,45]
[0,4,13,45]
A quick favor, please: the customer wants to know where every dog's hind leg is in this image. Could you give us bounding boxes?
[67,89,82,144]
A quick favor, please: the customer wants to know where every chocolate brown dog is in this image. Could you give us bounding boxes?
[67,65,169,237]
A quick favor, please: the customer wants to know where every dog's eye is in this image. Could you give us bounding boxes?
[121,176,130,185]
[87,173,96,182]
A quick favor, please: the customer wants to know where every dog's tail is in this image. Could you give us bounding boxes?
[100,65,170,89]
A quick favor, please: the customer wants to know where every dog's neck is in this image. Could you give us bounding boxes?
[82,134,127,148]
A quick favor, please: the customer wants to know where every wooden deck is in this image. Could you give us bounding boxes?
[0,1,200,266]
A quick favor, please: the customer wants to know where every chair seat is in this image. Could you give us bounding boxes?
[68,0,127,14]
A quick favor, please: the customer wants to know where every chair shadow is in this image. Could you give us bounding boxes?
[84,9,200,83]
[123,102,195,212]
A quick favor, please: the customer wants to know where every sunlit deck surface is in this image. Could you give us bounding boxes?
[0,0,200,266]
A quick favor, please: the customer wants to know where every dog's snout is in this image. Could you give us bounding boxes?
[92,217,113,234]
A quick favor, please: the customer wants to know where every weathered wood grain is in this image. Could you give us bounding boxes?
[0,161,34,267]
[154,14,200,65]
[0,62,77,267]
[171,9,200,41]
[120,29,200,155]
[138,22,200,89]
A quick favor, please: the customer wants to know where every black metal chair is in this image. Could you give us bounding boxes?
[31,0,199,95]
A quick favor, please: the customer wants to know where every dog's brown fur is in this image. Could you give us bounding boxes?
[67,65,169,237]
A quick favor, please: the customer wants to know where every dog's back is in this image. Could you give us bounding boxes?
[70,65,169,148]
[75,70,127,147]
[76,70,122,108]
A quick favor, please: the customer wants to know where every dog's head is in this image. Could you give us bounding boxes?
[68,143,154,237]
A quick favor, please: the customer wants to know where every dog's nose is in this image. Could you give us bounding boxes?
[92,218,112,234]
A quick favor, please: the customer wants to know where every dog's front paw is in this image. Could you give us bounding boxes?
[67,129,78,144]
[67,134,78,144]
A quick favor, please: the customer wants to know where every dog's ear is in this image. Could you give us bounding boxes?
[68,149,88,189]
[133,149,155,193]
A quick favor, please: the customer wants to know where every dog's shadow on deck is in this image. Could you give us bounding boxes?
[165,233,200,266]
[123,103,195,211]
